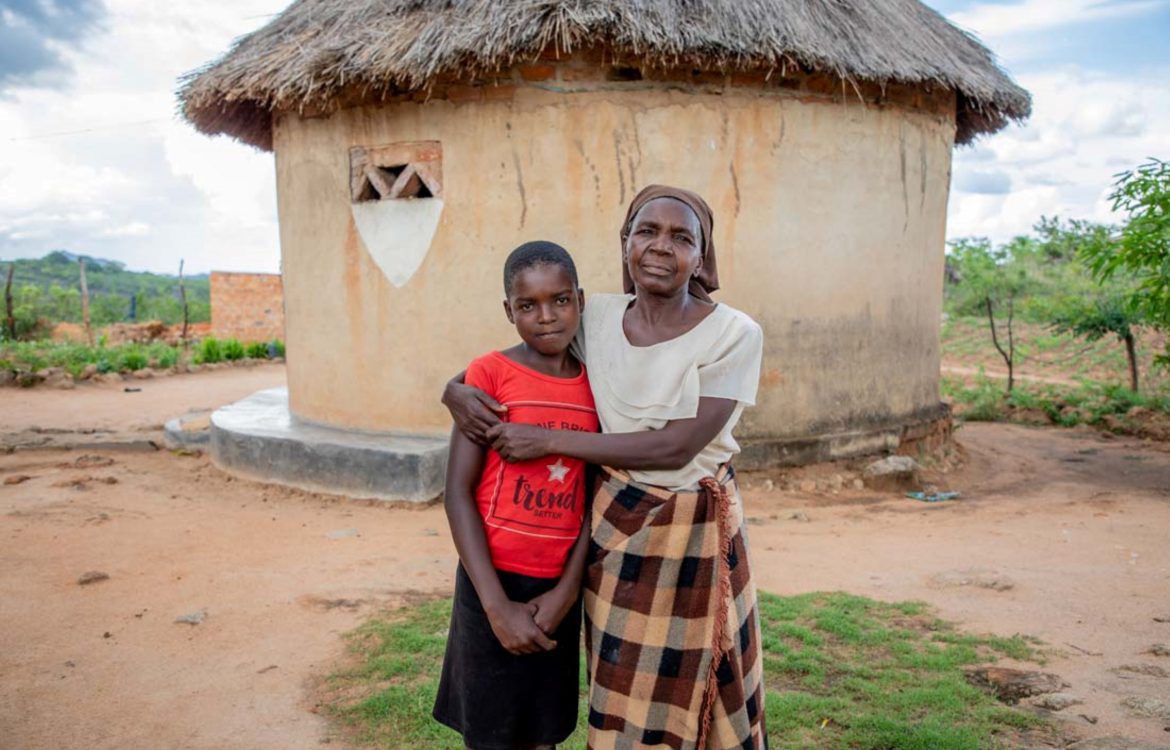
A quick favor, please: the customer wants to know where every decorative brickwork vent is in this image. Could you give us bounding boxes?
[350,141,442,203]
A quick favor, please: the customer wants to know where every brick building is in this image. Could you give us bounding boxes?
[210,271,284,343]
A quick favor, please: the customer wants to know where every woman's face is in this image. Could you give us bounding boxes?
[623,198,703,297]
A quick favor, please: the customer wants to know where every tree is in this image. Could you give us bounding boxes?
[947,238,1030,392]
[1032,216,1114,263]
[1050,288,1145,391]
[1022,218,1147,392]
[1082,158,1170,359]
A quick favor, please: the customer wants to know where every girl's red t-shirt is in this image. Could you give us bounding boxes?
[466,351,598,578]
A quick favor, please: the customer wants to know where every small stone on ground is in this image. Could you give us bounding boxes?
[862,455,922,491]
[1114,663,1169,678]
[77,571,109,586]
[930,567,1015,591]
[1119,695,1170,719]
[174,609,207,625]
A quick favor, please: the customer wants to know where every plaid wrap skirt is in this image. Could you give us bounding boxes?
[584,465,768,750]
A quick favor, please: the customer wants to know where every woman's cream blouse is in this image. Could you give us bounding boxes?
[577,293,763,491]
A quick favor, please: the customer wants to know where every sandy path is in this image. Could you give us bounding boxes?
[0,363,286,434]
[2,371,1169,748]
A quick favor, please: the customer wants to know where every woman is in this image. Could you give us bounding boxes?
[445,185,767,749]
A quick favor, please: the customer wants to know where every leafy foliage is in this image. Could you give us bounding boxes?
[222,338,246,361]
[946,206,1157,391]
[194,336,223,364]
[1081,158,1170,348]
[1,251,210,341]
[0,340,184,377]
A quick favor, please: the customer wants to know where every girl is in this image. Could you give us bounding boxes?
[433,241,598,750]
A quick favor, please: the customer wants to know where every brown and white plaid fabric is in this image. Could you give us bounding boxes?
[584,465,767,750]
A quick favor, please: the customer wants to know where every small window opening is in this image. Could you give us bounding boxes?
[350,142,443,203]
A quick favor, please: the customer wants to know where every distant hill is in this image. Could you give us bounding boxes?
[4,251,210,294]
[2,251,210,330]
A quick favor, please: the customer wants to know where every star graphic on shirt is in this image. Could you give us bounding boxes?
[547,458,570,483]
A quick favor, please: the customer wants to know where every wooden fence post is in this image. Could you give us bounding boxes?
[79,258,94,346]
[179,259,189,346]
[4,264,15,340]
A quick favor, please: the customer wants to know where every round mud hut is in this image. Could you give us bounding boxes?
[180,0,1029,501]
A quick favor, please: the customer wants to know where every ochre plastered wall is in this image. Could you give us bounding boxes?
[273,83,955,441]
[210,271,285,344]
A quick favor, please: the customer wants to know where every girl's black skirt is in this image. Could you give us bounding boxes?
[433,564,582,750]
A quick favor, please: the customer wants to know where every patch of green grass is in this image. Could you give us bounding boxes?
[945,372,1007,421]
[194,336,222,364]
[222,338,245,361]
[322,592,1044,750]
[245,341,269,359]
[760,593,1043,750]
[0,339,185,375]
[943,373,1170,432]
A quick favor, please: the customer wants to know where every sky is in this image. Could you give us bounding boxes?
[0,0,1168,275]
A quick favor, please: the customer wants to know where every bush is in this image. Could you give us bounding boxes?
[222,338,245,361]
[245,341,268,359]
[271,339,285,358]
[0,339,182,379]
[952,373,1005,421]
[150,343,179,369]
[118,346,148,371]
[195,336,223,364]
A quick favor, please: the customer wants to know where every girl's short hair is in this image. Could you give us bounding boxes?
[503,241,578,295]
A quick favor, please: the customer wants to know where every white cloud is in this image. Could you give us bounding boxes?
[947,66,1170,243]
[955,169,1013,194]
[99,221,151,238]
[950,0,1168,37]
[0,0,287,274]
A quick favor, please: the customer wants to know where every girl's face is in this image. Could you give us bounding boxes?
[503,263,584,356]
[623,198,703,297]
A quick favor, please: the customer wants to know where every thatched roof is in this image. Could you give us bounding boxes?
[179,0,1030,150]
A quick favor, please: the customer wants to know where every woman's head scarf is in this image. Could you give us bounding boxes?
[620,184,719,302]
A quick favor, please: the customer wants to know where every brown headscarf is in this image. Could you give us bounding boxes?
[620,184,720,302]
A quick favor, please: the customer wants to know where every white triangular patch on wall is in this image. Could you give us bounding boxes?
[351,199,444,288]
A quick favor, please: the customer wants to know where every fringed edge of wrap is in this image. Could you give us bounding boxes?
[696,475,735,750]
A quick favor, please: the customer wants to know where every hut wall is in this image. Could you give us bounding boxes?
[272,85,955,444]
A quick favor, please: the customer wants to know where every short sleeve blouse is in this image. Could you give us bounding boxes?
[579,293,763,490]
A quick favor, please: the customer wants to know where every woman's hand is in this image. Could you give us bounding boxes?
[486,423,554,462]
[529,584,579,636]
[442,380,506,445]
[485,600,557,655]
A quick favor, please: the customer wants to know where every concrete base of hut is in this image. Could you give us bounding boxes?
[737,403,953,469]
[210,388,447,503]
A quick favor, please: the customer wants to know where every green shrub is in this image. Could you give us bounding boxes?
[271,339,285,358]
[222,338,245,361]
[154,347,179,369]
[118,346,148,371]
[245,341,268,359]
[195,336,222,364]
[953,373,1005,421]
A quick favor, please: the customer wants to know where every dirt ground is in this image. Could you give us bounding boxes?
[2,367,1169,749]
